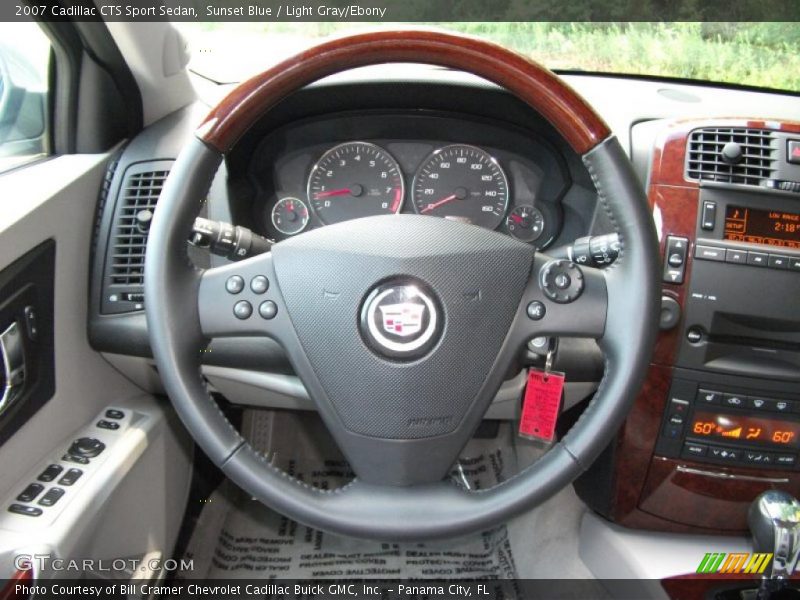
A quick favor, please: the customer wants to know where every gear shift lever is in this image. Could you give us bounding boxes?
[748,490,800,599]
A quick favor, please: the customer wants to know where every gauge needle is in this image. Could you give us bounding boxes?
[313,188,352,199]
[510,214,524,224]
[421,194,457,214]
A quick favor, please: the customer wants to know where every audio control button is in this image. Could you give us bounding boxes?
[686,326,704,344]
[725,249,747,264]
[747,251,768,267]
[769,254,790,270]
[694,245,725,261]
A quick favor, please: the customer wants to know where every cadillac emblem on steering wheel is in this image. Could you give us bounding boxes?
[360,279,443,360]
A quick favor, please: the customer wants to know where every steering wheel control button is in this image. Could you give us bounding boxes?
[360,278,443,360]
[37,464,63,482]
[686,326,705,344]
[16,483,44,503]
[526,301,546,321]
[250,275,269,294]
[58,469,83,486]
[233,300,253,320]
[258,301,278,320]
[225,275,245,294]
[69,437,105,458]
[8,504,42,517]
[38,487,65,507]
[539,260,584,303]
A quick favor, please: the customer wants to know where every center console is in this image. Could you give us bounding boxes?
[576,118,800,535]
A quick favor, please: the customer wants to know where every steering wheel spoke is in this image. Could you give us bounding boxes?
[197,253,288,339]
[512,253,609,342]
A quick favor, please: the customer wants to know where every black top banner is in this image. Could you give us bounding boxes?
[6,0,800,22]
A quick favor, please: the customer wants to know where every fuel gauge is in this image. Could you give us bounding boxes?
[506,205,544,242]
[271,197,309,236]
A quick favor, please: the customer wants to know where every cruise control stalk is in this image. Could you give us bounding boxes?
[550,233,620,268]
[189,217,273,261]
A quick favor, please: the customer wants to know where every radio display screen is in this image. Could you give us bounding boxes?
[724,205,800,249]
[690,411,800,449]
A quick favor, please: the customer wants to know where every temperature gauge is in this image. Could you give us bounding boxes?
[271,197,309,236]
[506,205,544,242]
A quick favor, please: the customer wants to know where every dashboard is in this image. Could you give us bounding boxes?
[247,112,571,249]
[86,68,800,541]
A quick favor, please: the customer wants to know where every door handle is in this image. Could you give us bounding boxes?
[0,321,25,414]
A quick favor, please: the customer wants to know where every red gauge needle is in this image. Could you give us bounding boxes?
[420,194,457,214]
[313,188,352,199]
[510,213,524,224]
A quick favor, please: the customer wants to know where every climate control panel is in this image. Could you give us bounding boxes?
[656,377,800,470]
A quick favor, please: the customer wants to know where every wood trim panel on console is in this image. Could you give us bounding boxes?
[607,117,800,534]
[196,30,610,155]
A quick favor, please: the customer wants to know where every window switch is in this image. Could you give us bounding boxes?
[8,504,42,517]
[16,483,44,503]
[97,420,119,430]
[38,488,65,507]
[37,464,63,482]
[105,409,124,420]
[58,469,83,486]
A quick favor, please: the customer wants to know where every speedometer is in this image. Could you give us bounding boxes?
[307,141,404,225]
[412,145,509,229]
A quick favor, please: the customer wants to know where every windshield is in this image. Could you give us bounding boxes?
[175,22,800,92]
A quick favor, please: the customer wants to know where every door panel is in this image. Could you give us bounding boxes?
[0,153,192,579]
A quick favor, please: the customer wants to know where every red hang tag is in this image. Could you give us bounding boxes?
[519,368,565,442]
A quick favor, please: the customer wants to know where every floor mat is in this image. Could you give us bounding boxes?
[178,410,524,581]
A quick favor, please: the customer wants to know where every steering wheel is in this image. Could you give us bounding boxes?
[145,30,659,541]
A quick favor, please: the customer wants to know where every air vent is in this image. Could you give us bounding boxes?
[686,127,776,186]
[101,160,173,314]
[110,169,168,285]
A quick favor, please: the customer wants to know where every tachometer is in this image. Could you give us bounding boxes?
[307,142,404,225]
[412,145,509,229]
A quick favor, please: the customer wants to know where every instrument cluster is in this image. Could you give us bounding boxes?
[248,114,571,250]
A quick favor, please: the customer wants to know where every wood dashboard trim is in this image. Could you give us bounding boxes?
[195,30,611,155]
[608,117,800,534]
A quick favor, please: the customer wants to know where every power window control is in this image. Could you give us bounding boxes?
[38,488,65,507]
[58,469,83,486]
[62,454,89,465]
[8,504,42,517]
[105,409,124,420]
[97,420,119,430]
[16,483,44,503]
[37,464,63,482]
